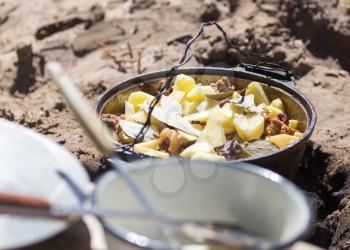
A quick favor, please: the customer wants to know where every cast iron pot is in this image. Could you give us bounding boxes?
[95,64,317,178]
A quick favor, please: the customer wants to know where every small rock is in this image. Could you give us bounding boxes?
[321,81,330,89]
[53,102,66,111]
[313,80,321,87]
[228,0,239,12]
[200,1,220,22]
[294,39,304,48]
[208,41,227,62]
[57,139,66,145]
[259,4,277,15]
[153,50,163,61]
[11,45,36,95]
[71,20,125,56]
[0,109,15,121]
[129,0,156,13]
[272,48,287,61]
[325,70,339,77]
[294,59,313,77]
[166,33,192,45]
[339,70,347,77]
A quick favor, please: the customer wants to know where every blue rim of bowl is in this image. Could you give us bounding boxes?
[91,158,313,250]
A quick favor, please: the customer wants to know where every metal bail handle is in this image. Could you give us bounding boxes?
[130,21,297,145]
[238,63,296,86]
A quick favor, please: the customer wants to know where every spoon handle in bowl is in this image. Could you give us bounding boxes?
[0,191,66,219]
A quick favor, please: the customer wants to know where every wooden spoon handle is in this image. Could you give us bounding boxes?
[0,191,64,219]
[0,191,50,209]
[46,62,115,155]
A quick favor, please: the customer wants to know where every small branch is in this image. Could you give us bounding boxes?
[127,42,134,59]
[97,43,127,73]
[136,50,142,74]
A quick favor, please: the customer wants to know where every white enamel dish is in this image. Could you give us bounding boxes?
[0,119,91,249]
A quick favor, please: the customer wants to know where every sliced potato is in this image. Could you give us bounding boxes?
[131,111,147,124]
[182,101,201,116]
[177,130,198,142]
[117,130,134,144]
[266,105,283,117]
[245,82,270,105]
[289,119,298,130]
[184,110,210,123]
[211,107,235,134]
[271,98,285,113]
[294,131,303,139]
[134,139,159,151]
[187,86,216,101]
[223,103,243,114]
[128,91,155,111]
[174,74,196,93]
[125,101,135,116]
[199,118,226,147]
[197,98,218,112]
[266,134,297,149]
[180,142,215,158]
[192,152,225,161]
[134,146,169,159]
[234,113,264,141]
[192,123,204,131]
[169,90,186,103]
[232,91,242,100]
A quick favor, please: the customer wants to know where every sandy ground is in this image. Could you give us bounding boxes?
[1,0,350,249]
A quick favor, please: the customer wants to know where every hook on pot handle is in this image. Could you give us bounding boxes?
[238,62,296,86]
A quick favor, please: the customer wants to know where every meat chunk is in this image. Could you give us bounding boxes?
[216,140,242,160]
[218,97,231,107]
[264,114,295,136]
[101,114,125,133]
[158,128,191,155]
[277,113,288,124]
[210,77,233,93]
[155,79,172,95]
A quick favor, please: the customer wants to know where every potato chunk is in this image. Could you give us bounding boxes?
[125,101,135,116]
[266,134,297,149]
[192,152,225,161]
[134,146,169,158]
[128,91,155,111]
[131,111,147,123]
[180,142,215,158]
[168,90,186,103]
[211,107,235,134]
[197,98,218,112]
[184,110,210,123]
[199,118,226,147]
[234,113,264,141]
[289,119,298,130]
[266,105,283,117]
[271,98,285,113]
[245,82,270,105]
[187,86,216,101]
[174,74,196,93]
[182,101,201,115]
[134,139,159,151]
[294,131,303,139]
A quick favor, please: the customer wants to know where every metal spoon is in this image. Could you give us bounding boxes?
[0,191,271,249]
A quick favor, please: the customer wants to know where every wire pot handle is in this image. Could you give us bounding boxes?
[131,21,293,145]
